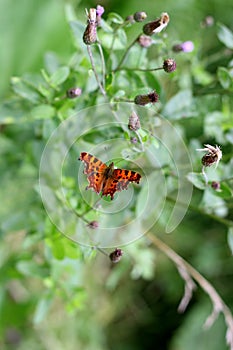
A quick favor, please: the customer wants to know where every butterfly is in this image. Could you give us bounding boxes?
[79,152,141,200]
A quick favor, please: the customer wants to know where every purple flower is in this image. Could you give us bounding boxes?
[173,41,194,53]
[96,5,104,17]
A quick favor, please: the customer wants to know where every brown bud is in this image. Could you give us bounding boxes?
[109,248,123,263]
[133,11,147,22]
[134,91,159,106]
[163,58,177,73]
[128,111,141,131]
[143,12,169,36]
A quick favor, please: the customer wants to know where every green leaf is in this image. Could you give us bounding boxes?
[51,240,65,260]
[217,23,233,49]
[16,260,47,277]
[163,90,195,119]
[33,292,53,324]
[11,77,41,104]
[30,104,55,120]
[227,227,233,255]
[186,172,206,190]
[50,66,70,87]
[217,67,232,89]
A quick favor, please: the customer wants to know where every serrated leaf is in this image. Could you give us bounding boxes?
[217,67,232,89]
[50,66,70,87]
[217,23,233,49]
[227,227,233,255]
[11,77,41,104]
[186,172,206,190]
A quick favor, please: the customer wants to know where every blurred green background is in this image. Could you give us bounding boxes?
[0,0,233,350]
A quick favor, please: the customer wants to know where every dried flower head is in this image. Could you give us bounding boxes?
[143,12,170,36]
[137,35,153,48]
[133,11,147,22]
[87,220,99,229]
[163,58,177,73]
[66,87,82,99]
[109,248,123,263]
[83,8,97,45]
[128,111,141,131]
[196,144,222,168]
[172,41,194,53]
[134,91,159,106]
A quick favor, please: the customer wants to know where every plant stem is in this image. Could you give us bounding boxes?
[117,67,163,72]
[113,35,140,72]
[87,45,106,96]
[97,41,106,89]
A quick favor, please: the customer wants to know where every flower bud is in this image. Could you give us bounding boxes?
[109,248,123,263]
[134,91,159,106]
[87,221,99,229]
[133,11,147,22]
[143,12,169,36]
[66,87,82,99]
[211,181,220,190]
[163,58,177,73]
[137,35,153,48]
[125,15,135,24]
[96,5,104,26]
[130,137,138,144]
[172,41,194,53]
[128,111,141,131]
[83,8,97,45]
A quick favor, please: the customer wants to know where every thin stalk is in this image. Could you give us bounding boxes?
[87,45,106,96]
[113,35,140,72]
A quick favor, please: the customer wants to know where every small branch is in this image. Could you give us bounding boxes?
[87,45,106,96]
[117,67,163,72]
[147,232,233,350]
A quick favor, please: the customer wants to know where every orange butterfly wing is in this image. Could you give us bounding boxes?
[79,152,141,200]
[102,169,141,200]
[79,152,107,194]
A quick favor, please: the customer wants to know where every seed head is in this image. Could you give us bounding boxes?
[133,11,147,22]
[163,58,177,73]
[143,12,170,36]
[109,248,123,263]
[134,91,159,106]
[196,144,222,168]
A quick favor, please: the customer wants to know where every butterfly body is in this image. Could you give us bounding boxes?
[79,152,141,200]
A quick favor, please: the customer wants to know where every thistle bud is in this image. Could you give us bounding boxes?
[128,111,141,131]
[137,35,153,48]
[83,8,97,45]
[134,91,159,106]
[143,12,170,36]
[125,15,135,24]
[211,181,220,190]
[196,144,222,168]
[66,87,82,99]
[133,11,147,22]
[163,58,177,73]
[130,137,138,144]
[172,41,194,53]
[87,221,99,229]
[109,248,123,263]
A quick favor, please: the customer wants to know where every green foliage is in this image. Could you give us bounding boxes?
[0,1,233,350]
